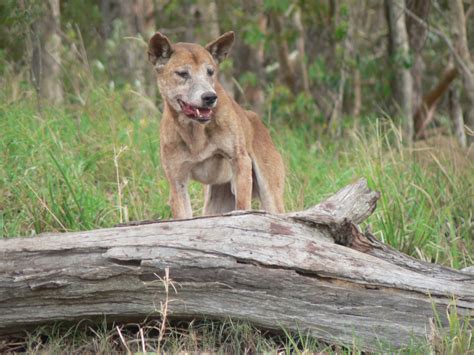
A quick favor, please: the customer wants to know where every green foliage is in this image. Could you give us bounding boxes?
[393,49,414,69]
[61,0,102,49]
[309,58,334,85]
[239,71,258,87]
[241,23,265,47]
[265,84,324,127]
[334,21,348,41]
[263,0,292,13]
[0,0,36,66]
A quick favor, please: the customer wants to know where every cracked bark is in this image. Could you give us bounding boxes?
[0,179,472,351]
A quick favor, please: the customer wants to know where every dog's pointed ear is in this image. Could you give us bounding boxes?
[148,32,173,67]
[205,31,235,63]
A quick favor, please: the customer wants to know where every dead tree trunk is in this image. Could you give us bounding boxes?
[0,180,472,351]
[386,0,414,141]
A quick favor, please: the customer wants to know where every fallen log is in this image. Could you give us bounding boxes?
[0,179,472,351]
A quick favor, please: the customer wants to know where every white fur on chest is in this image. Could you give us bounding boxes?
[191,154,233,185]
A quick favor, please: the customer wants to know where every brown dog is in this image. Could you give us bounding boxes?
[148,31,284,219]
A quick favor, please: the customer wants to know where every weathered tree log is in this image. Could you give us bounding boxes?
[1,179,472,351]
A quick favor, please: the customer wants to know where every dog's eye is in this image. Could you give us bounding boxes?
[175,71,190,79]
[207,68,215,76]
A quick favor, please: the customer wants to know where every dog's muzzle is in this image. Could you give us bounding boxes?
[178,99,214,123]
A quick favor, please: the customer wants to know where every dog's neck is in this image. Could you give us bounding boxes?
[163,83,229,154]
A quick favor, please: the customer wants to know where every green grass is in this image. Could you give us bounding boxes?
[2,314,471,354]
[0,319,345,353]
[0,85,473,353]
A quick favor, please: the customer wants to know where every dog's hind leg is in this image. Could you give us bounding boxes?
[245,110,285,213]
[252,160,285,213]
[203,182,236,215]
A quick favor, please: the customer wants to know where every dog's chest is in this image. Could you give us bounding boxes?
[178,123,235,184]
[191,154,233,185]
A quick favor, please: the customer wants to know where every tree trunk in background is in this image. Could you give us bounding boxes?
[138,0,157,99]
[449,82,467,148]
[31,0,63,105]
[449,0,474,146]
[350,0,365,120]
[352,69,361,118]
[413,66,458,139]
[328,0,353,137]
[293,9,310,94]
[194,0,235,98]
[231,0,267,113]
[100,0,115,39]
[101,0,154,97]
[385,0,413,142]
[197,0,220,39]
[268,12,297,94]
[406,0,429,138]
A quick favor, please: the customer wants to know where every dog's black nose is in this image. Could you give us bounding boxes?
[201,92,217,106]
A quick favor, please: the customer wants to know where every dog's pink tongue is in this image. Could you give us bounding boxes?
[183,102,212,118]
[183,103,197,117]
[182,103,212,118]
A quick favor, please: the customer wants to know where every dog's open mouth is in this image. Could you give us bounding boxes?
[178,99,213,122]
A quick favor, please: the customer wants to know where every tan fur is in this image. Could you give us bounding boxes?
[148,31,284,219]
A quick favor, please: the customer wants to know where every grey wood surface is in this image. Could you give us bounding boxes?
[1,179,472,350]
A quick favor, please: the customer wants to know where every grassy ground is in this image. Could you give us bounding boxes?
[1,85,473,353]
[3,313,471,354]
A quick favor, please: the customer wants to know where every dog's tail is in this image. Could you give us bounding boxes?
[203,183,235,215]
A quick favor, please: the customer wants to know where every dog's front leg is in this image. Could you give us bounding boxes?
[232,153,253,210]
[169,180,192,219]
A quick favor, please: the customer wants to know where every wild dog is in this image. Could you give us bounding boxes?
[148,31,285,219]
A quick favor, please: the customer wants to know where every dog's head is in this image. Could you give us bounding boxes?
[148,31,234,124]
